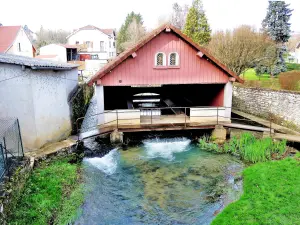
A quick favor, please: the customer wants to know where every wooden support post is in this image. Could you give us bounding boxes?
[217,107,219,125]
[184,107,187,128]
[116,110,119,129]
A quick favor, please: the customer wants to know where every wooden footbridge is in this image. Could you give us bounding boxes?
[77,107,300,143]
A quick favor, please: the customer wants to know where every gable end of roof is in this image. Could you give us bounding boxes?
[88,24,244,85]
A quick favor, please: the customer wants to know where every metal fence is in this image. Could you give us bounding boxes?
[0,118,24,180]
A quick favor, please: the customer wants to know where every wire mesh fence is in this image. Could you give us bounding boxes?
[0,118,24,181]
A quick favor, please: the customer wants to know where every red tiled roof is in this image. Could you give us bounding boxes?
[100,28,115,35]
[88,24,244,85]
[67,25,115,39]
[0,26,21,53]
[59,44,78,49]
[35,54,57,59]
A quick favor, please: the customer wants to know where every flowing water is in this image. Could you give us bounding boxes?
[76,137,244,225]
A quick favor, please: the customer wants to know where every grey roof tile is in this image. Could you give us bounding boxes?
[0,53,78,70]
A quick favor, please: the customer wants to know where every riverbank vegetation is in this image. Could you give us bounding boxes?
[8,156,84,225]
[199,132,287,163]
[212,158,300,224]
[237,68,300,91]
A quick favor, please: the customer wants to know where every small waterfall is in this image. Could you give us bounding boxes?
[143,137,191,160]
[84,149,119,175]
[80,94,98,133]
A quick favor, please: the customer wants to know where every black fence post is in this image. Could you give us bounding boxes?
[3,137,10,179]
[16,119,24,157]
[0,143,5,172]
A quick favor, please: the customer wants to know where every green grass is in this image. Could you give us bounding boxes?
[199,133,287,163]
[212,158,300,225]
[241,69,270,81]
[8,157,84,225]
[286,62,300,71]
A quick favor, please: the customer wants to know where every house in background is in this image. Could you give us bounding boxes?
[38,44,78,62]
[294,42,300,63]
[88,24,243,128]
[0,54,78,150]
[67,25,116,74]
[37,44,84,70]
[0,25,36,57]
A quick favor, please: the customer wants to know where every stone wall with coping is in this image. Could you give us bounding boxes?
[233,86,300,127]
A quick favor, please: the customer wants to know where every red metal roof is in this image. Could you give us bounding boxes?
[88,24,244,86]
[0,26,21,53]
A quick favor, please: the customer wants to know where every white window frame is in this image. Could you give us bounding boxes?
[155,52,166,66]
[168,52,179,66]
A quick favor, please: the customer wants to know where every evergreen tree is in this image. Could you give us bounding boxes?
[183,0,211,46]
[256,1,293,76]
[117,12,143,52]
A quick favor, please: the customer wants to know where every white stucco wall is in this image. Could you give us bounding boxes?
[85,60,106,75]
[0,63,78,150]
[95,85,105,125]
[190,107,226,123]
[68,29,116,60]
[7,27,34,57]
[0,64,36,147]
[223,82,233,119]
[39,44,67,62]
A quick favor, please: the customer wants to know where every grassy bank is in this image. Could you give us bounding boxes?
[199,133,287,163]
[8,157,84,225]
[212,158,300,224]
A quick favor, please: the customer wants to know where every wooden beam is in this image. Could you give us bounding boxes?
[131,52,137,58]
[197,51,204,58]
[229,77,236,82]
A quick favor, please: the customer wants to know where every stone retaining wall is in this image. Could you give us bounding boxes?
[233,86,300,128]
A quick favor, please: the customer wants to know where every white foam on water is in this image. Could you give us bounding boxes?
[143,137,191,160]
[84,149,119,175]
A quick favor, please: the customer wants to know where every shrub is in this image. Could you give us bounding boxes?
[198,136,223,153]
[286,63,300,71]
[278,71,300,90]
[199,132,287,163]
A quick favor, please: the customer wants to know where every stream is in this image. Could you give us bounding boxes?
[75,137,244,225]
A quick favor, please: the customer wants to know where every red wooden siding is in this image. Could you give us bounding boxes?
[210,87,224,106]
[100,32,229,86]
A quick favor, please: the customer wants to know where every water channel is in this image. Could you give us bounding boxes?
[75,137,244,224]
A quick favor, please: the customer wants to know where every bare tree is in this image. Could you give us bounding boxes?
[36,26,70,50]
[171,3,189,30]
[121,18,146,50]
[207,25,277,76]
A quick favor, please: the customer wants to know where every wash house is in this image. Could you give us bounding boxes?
[88,24,243,129]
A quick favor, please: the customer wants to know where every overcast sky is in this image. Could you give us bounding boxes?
[1,0,300,33]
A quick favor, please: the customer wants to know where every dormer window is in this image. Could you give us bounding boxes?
[169,52,179,66]
[155,52,166,66]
